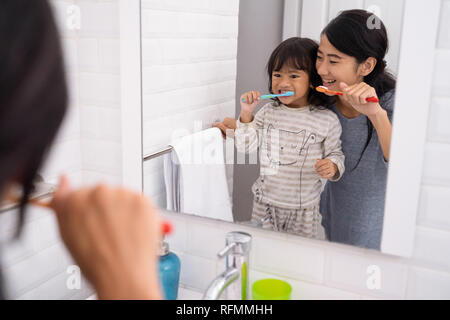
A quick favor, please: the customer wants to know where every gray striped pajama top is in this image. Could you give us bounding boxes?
[235,102,345,210]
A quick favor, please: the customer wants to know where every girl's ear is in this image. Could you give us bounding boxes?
[359,57,377,77]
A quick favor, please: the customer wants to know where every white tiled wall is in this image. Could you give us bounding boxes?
[141,0,239,208]
[160,0,450,300]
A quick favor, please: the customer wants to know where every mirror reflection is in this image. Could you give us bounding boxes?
[141,0,404,251]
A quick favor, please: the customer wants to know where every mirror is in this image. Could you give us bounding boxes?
[141,0,404,251]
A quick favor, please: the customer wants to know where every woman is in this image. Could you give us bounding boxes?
[214,9,395,250]
[0,0,161,299]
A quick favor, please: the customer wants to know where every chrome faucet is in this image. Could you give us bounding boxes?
[203,231,252,300]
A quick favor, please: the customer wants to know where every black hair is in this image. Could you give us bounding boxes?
[322,9,396,170]
[0,0,68,297]
[267,37,334,109]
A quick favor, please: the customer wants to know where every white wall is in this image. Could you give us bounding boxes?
[160,0,450,299]
[0,0,122,299]
[141,0,239,208]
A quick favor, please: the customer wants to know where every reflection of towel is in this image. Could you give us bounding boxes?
[163,127,233,222]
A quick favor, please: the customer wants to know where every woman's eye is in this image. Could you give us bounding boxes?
[317,56,323,60]
[330,61,338,64]
[273,74,281,78]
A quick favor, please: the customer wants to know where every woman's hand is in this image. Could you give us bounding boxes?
[340,82,382,117]
[50,175,162,300]
[314,158,338,180]
[213,117,237,139]
[239,91,261,123]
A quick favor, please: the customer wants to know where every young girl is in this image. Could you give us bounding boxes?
[234,37,345,238]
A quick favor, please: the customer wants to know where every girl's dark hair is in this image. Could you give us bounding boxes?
[322,9,396,170]
[267,37,333,109]
[0,0,68,293]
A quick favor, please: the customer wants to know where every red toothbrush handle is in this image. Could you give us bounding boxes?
[366,97,379,103]
[162,221,173,235]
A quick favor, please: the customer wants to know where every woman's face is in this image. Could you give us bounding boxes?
[316,34,365,92]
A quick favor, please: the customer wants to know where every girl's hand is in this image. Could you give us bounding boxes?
[50,175,162,300]
[314,158,338,179]
[239,91,261,123]
[340,82,382,117]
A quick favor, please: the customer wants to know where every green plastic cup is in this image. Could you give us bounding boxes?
[251,279,292,300]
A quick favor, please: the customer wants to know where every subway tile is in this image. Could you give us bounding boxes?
[417,185,450,230]
[432,50,450,95]
[79,105,121,141]
[76,1,119,38]
[210,0,240,15]
[98,39,120,73]
[437,0,450,49]
[411,226,450,271]
[141,39,163,65]
[61,39,78,70]
[77,38,99,71]
[178,253,217,292]
[81,170,122,186]
[142,0,210,12]
[252,234,325,283]
[40,139,82,179]
[2,213,60,269]
[185,220,228,259]
[407,267,450,299]
[427,97,450,143]
[143,166,166,199]
[54,104,81,142]
[80,139,121,175]
[66,72,79,108]
[79,73,120,106]
[3,243,74,298]
[142,11,236,38]
[142,60,236,94]
[49,0,77,38]
[17,270,92,300]
[325,251,408,299]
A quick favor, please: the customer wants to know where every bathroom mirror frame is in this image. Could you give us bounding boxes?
[118,0,441,258]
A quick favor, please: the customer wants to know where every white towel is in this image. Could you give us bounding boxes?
[163,127,233,222]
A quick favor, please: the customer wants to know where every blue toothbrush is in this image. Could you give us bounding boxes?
[242,91,294,103]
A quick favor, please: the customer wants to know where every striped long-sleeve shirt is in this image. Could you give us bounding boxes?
[235,102,345,209]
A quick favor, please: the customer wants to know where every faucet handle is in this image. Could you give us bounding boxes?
[217,242,237,259]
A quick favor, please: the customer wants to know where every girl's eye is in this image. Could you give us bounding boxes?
[290,75,299,79]
[330,61,338,64]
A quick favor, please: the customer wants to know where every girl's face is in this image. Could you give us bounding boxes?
[316,34,365,92]
[271,63,310,108]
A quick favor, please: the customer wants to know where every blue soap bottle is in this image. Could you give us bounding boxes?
[158,239,180,300]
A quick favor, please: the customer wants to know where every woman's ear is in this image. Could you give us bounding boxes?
[359,57,377,76]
